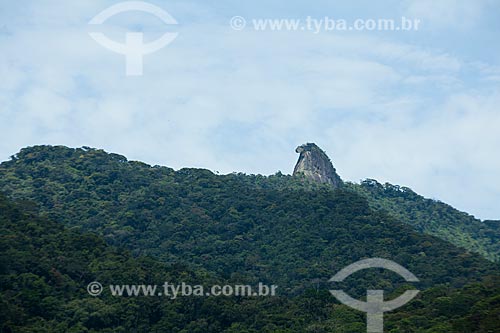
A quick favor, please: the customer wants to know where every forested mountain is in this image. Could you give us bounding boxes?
[348,180,500,262]
[291,142,500,262]
[0,146,497,288]
[0,145,499,332]
[0,192,343,332]
[1,192,499,332]
[2,145,497,266]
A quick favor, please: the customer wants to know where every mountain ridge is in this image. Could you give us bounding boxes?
[5,144,497,263]
[1,145,500,332]
[0,145,498,268]
[2,187,499,332]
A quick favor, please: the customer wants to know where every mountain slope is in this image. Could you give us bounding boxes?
[0,146,497,292]
[0,193,331,332]
[0,192,205,332]
[1,193,499,332]
[290,142,499,262]
[347,179,500,262]
[1,146,500,332]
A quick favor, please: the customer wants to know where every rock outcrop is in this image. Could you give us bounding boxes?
[293,143,342,188]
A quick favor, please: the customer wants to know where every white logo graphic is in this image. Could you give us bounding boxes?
[87,281,103,296]
[329,258,419,333]
[88,1,178,76]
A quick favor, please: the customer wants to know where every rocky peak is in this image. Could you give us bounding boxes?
[293,143,342,188]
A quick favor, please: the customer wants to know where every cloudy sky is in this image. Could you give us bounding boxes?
[1,0,499,220]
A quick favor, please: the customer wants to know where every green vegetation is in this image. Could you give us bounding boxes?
[2,186,499,332]
[1,145,499,332]
[348,179,500,261]
[0,192,337,332]
[385,277,500,332]
[0,146,497,288]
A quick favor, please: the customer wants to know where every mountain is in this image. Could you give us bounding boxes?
[346,179,500,262]
[0,145,499,332]
[2,191,499,332]
[2,191,351,332]
[0,145,497,287]
[290,143,500,262]
[0,192,240,332]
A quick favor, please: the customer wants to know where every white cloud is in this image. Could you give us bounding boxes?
[404,0,490,29]
[324,90,500,220]
[0,0,499,220]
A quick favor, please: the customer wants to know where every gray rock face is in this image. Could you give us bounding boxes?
[293,143,343,188]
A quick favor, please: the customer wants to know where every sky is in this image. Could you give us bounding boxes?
[1,0,500,220]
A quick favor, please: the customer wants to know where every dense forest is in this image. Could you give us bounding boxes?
[1,145,499,332]
[348,180,500,262]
